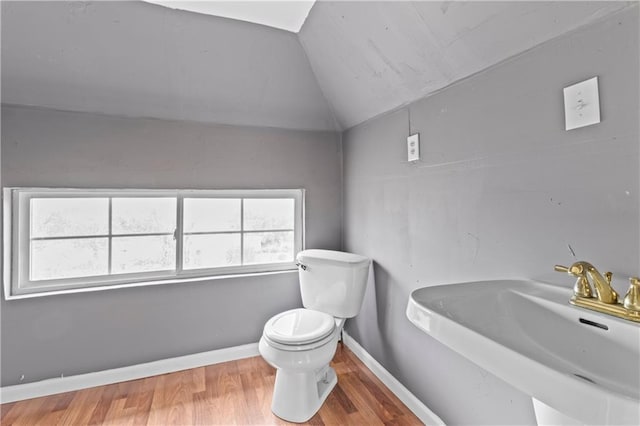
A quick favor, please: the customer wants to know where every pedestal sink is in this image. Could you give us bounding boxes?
[406,280,640,425]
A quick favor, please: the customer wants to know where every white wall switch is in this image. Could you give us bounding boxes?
[563,76,600,131]
[407,133,420,162]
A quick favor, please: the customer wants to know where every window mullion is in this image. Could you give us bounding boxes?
[240,198,244,266]
[175,195,183,275]
[108,197,113,275]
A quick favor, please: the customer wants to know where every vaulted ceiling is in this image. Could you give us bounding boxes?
[299,1,632,129]
[1,1,634,131]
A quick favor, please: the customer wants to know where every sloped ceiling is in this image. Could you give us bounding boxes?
[300,1,632,129]
[143,1,316,33]
[1,1,633,132]
[0,1,337,131]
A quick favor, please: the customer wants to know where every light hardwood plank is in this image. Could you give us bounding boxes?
[1,344,422,425]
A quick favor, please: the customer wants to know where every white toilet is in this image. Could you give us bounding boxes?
[258,249,370,423]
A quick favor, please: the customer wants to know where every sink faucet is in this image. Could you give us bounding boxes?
[554,261,618,304]
[554,261,640,323]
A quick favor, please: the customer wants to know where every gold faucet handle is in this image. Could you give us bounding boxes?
[555,263,592,298]
[623,277,640,312]
[554,265,569,273]
[554,263,584,276]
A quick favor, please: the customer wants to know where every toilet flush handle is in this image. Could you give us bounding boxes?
[295,262,308,271]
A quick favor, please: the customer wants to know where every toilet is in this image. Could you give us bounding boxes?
[258,249,370,423]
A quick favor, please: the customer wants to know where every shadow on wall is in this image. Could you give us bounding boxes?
[348,262,398,359]
[373,263,390,333]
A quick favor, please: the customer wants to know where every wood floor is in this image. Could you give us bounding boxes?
[0,344,422,425]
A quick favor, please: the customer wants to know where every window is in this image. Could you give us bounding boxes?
[3,188,304,297]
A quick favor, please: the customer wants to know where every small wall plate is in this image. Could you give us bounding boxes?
[407,133,420,162]
[563,76,600,131]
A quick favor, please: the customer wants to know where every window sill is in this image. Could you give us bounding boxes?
[3,268,298,300]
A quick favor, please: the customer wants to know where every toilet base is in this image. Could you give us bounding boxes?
[271,365,338,423]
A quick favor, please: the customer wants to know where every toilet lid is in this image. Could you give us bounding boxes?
[264,309,335,345]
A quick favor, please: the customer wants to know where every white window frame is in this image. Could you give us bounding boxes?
[3,188,305,299]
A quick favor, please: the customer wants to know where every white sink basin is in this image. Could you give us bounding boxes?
[406,279,640,425]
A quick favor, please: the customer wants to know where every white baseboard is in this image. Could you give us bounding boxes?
[342,331,445,426]
[3,332,445,426]
[0,342,259,404]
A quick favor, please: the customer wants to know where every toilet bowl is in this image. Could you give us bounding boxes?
[259,249,370,423]
[259,309,346,422]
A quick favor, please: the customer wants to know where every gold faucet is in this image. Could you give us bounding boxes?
[554,261,640,322]
[554,261,618,303]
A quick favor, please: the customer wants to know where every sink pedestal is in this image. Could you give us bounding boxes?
[532,398,583,426]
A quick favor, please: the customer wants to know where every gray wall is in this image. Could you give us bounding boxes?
[1,1,337,131]
[0,105,342,387]
[343,6,639,425]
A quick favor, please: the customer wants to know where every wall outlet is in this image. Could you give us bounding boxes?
[407,133,420,162]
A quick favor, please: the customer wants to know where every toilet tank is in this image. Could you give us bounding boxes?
[296,249,371,318]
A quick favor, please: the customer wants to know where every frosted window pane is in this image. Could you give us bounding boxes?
[112,236,175,274]
[243,231,294,265]
[31,238,108,280]
[244,199,294,231]
[183,198,240,233]
[112,198,176,235]
[31,198,108,238]
[183,234,241,270]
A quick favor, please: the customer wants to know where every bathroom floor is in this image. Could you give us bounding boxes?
[0,344,422,425]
